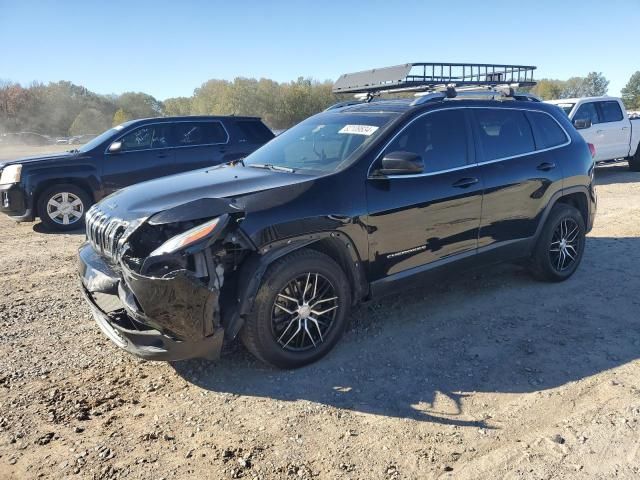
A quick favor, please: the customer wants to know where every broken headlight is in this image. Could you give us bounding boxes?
[149,217,220,257]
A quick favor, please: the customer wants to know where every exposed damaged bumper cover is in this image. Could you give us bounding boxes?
[78,242,224,361]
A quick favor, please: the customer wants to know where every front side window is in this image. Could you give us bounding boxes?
[527,111,568,150]
[599,101,623,123]
[555,103,575,116]
[573,103,600,125]
[243,112,396,174]
[173,122,227,146]
[383,109,468,172]
[473,109,535,161]
[119,125,171,152]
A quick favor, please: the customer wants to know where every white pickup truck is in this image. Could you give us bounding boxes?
[546,96,640,171]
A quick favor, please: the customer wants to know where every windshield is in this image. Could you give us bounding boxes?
[78,123,128,152]
[555,103,575,116]
[243,112,397,174]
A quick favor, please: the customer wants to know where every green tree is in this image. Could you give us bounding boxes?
[531,79,565,100]
[621,71,640,110]
[581,72,609,97]
[116,92,163,119]
[69,108,111,135]
[112,108,130,126]
[163,97,192,116]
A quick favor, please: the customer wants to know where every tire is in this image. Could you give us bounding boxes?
[37,184,91,232]
[529,203,586,282]
[629,150,640,172]
[240,249,352,369]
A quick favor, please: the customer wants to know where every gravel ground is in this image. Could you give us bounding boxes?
[1,162,639,480]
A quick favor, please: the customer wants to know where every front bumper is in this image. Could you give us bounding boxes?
[77,242,224,361]
[0,183,33,221]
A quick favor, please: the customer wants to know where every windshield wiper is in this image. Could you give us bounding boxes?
[68,149,80,154]
[248,163,295,173]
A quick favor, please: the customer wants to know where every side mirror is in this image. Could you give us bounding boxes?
[573,119,592,130]
[108,141,123,153]
[377,151,424,176]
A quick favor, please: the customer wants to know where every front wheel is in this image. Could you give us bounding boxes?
[240,249,352,369]
[529,204,586,282]
[37,184,91,232]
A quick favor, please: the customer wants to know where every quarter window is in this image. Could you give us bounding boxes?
[119,125,171,152]
[473,109,535,161]
[173,122,227,146]
[573,103,600,125]
[599,101,623,122]
[384,109,468,172]
[235,120,274,144]
[527,112,568,150]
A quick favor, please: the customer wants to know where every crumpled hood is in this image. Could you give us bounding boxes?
[97,164,315,222]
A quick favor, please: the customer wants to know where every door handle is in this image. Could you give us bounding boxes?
[156,153,170,159]
[452,177,479,188]
[596,130,604,134]
[622,127,629,130]
[537,162,556,172]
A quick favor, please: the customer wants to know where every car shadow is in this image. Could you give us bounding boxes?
[172,236,640,428]
[595,162,639,185]
[32,222,85,235]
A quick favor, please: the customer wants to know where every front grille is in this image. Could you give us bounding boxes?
[85,205,127,260]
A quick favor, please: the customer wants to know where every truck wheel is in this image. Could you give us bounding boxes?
[529,204,586,282]
[240,249,351,369]
[629,150,640,172]
[37,184,91,232]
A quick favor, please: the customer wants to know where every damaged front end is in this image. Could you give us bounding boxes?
[78,199,252,361]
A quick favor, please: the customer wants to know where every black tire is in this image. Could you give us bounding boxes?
[529,204,586,282]
[240,249,352,369]
[629,150,640,172]
[37,184,91,232]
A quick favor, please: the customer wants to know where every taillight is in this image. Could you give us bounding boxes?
[588,143,596,158]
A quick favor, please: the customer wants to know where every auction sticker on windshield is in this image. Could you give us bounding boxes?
[338,125,379,136]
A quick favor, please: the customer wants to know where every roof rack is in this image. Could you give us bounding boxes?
[333,62,537,98]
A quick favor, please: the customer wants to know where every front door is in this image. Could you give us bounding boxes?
[365,108,483,281]
[103,123,175,193]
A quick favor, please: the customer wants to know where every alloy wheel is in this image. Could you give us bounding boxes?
[271,272,339,352]
[46,192,84,225]
[549,218,581,272]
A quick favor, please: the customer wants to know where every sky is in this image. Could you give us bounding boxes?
[1,0,638,100]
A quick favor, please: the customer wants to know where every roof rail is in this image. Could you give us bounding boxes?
[333,62,537,96]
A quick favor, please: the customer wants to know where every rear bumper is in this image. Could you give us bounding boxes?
[0,183,33,221]
[77,242,224,361]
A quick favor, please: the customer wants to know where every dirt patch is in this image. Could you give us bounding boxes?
[1,163,639,479]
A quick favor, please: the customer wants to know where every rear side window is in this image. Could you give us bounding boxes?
[235,120,274,144]
[573,103,600,125]
[473,109,535,161]
[173,122,228,146]
[527,111,568,150]
[385,109,468,173]
[599,101,623,122]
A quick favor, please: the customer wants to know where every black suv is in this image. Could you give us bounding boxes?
[0,116,274,231]
[78,63,596,369]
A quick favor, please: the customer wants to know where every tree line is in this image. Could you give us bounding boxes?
[2,71,640,137]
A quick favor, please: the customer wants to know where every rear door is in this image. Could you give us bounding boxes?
[472,107,567,249]
[366,108,484,281]
[102,123,175,193]
[172,120,229,173]
[596,100,629,159]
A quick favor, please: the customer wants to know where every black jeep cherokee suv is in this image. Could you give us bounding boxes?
[0,116,274,231]
[77,87,596,369]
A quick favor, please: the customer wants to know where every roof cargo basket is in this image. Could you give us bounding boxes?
[333,62,537,96]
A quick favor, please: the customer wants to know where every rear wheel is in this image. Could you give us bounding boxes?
[529,204,586,282]
[629,149,640,172]
[38,184,91,232]
[240,249,351,369]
